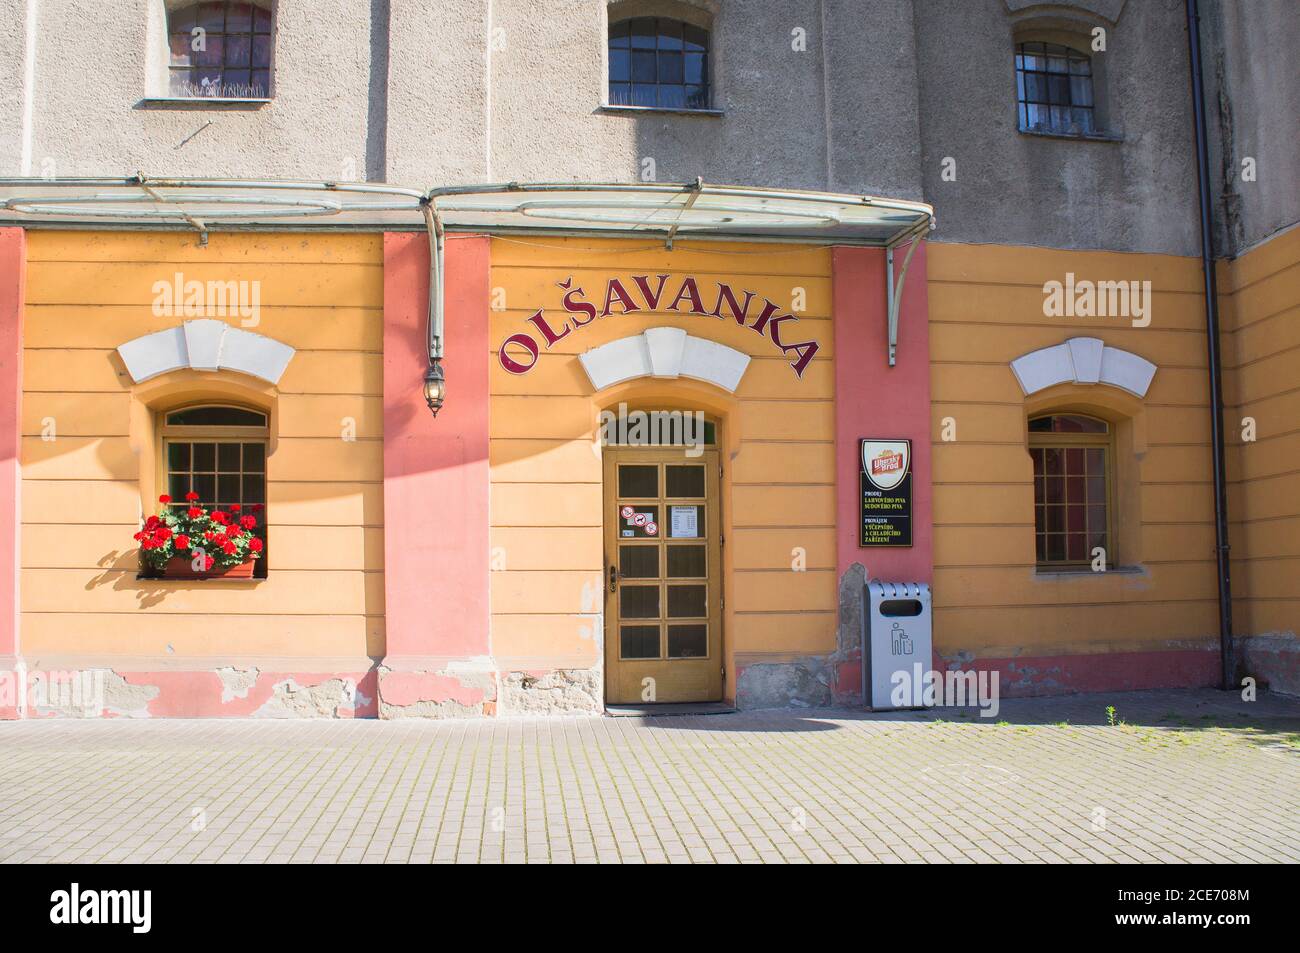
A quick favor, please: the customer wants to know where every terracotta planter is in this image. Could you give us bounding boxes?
[161,556,257,580]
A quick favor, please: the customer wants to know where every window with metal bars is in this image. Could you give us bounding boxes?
[608,17,710,111]
[1029,414,1112,567]
[1016,41,1095,135]
[167,1,273,99]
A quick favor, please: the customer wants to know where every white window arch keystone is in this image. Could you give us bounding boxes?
[1010,336,1156,398]
[578,327,750,393]
[116,319,295,385]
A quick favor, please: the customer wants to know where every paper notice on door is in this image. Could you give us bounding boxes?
[670,505,699,539]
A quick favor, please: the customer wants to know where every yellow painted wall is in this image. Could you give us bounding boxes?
[20,231,385,660]
[487,237,836,691]
[927,243,1220,657]
[1222,224,1300,636]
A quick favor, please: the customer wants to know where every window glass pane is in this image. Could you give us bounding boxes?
[253,6,272,32]
[218,474,241,505]
[192,473,216,503]
[618,464,657,498]
[167,405,267,427]
[252,34,272,68]
[170,33,195,66]
[658,85,686,109]
[621,625,660,660]
[1066,534,1086,561]
[225,34,251,66]
[667,585,706,618]
[242,442,265,471]
[196,1,226,32]
[684,52,705,85]
[668,624,707,658]
[631,50,656,83]
[619,545,659,579]
[667,545,706,578]
[632,84,657,107]
[657,18,683,50]
[684,24,707,52]
[609,19,630,47]
[169,472,190,500]
[1065,448,1085,474]
[251,69,270,95]
[630,18,656,49]
[666,465,705,498]
[1046,506,1065,533]
[168,442,190,470]
[609,83,631,106]
[218,442,241,470]
[194,36,224,67]
[226,2,254,32]
[620,585,660,619]
[657,51,684,84]
[193,442,216,471]
[1043,447,1064,476]
[242,473,265,504]
[1046,534,1065,561]
[609,48,630,81]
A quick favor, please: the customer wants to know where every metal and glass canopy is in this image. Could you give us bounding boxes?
[0,176,935,374]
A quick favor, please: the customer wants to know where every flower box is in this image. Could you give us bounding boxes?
[161,556,257,580]
[134,493,265,579]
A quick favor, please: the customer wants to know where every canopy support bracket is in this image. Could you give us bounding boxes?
[886,232,924,367]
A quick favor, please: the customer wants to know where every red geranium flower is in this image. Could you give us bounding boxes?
[249,537,264,553]
[174,534,190,550]
[251,504,264,512]
[204,556,215,570]
[158,494,172,504]
[185,491,200,502]
[187,507,204,519]
[155,527,172,541]
[212,512,229,525]
[239,515,257,529]
[225,524,241,537]
[144,515,160,529]
[229,504,241,513]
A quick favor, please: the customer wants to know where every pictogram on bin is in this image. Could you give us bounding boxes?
[863,581,932,710]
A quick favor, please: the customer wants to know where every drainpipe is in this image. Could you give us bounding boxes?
[1184,0,1233,691]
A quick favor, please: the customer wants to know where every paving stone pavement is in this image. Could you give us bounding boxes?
[1,688,1297,864]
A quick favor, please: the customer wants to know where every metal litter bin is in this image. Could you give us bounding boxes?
[863,581,932,710]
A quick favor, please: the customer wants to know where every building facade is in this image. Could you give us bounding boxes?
[0,0,1296,718]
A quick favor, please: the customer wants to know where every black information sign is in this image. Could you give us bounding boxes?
[859,438,913,547]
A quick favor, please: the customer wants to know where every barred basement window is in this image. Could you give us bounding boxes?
[608,17,710,110]
[1016,41,1094,135]
[162,404,268,512]
[167,1,273,99]
[1029,413,1112,567]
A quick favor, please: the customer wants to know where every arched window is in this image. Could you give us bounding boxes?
[167,1,273,99]
[162,404,268,511]
[1028,413,1111,566]
[1016,41,1094,135]
[608,17,710,110]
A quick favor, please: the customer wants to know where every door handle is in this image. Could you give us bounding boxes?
[608,564,619,592]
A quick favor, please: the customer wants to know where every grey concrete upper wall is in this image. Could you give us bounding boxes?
[1202,0,1300,256]
[914,0,1204,255]
[1,0,1292,255]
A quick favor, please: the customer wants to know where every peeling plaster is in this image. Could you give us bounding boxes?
[102,670,161,719]
[217,666,260,704]
[501,669,602,715]
[253,678,359,719]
